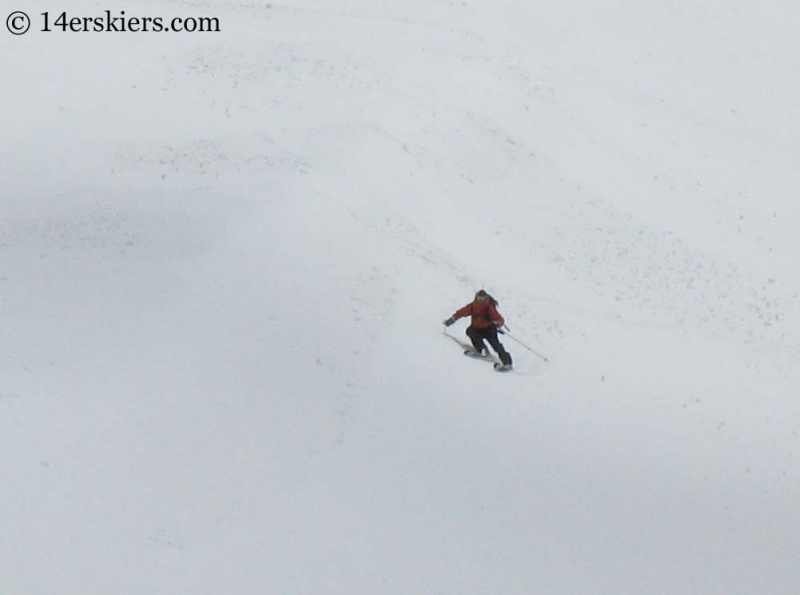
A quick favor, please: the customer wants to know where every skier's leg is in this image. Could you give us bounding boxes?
[485,328,513,366]
[466,326,487,353]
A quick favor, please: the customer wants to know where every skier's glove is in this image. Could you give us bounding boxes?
[443,317,455,327]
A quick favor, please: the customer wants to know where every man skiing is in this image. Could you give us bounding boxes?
[443,289,513,370]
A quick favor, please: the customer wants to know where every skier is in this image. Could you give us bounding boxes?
[443,289,513,370]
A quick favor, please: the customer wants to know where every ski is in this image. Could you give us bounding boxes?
[444,330,507,370]
[463,348,499,364]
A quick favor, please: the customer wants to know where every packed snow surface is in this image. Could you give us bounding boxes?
[2,1,799,593]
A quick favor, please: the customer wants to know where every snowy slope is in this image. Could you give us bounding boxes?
[2,1,799,593]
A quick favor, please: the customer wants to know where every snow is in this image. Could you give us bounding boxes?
[2,1,799,593]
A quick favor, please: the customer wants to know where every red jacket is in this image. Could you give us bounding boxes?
[452,299,505,329]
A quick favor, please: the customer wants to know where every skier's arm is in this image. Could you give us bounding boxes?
[452,303,473,320]
[443,303,473,326]
[488,304,505,327]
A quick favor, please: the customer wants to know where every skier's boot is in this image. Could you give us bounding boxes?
[494,352,513,371]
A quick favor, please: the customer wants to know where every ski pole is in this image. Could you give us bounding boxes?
[503,326,550,363]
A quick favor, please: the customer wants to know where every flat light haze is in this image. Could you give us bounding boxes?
[2,1,799,593]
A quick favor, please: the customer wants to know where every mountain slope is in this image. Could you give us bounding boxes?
[2,1,799,593]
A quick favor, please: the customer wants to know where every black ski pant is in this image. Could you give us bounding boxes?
[467,325,512,366]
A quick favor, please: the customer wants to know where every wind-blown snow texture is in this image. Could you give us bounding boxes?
[2,1,799,593]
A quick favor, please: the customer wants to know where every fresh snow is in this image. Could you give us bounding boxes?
[2,1,799,593]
